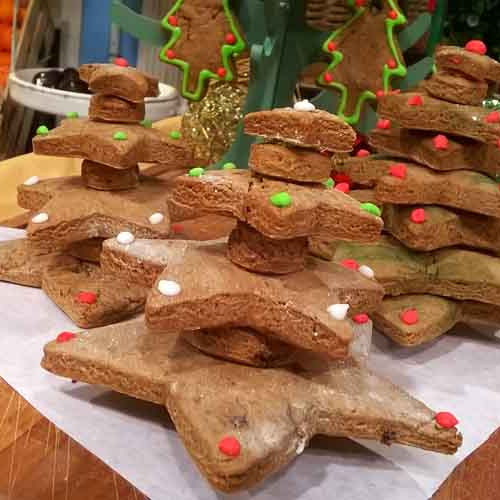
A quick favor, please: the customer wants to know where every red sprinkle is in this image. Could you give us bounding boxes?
[376,90,386,99]
[218,436,241,457]
[400,309,419,325]
[388,10,398,19]
[433,134,449,150]
[168,15,178,26]
[387,58,397,69]
[340,259,359,271]
[389,163,407,179]
[166,49,176,59]
[427,0,436,12]
[407,95,423,106]
[327,41,338,52]
[485,111,500,123]
[465,40,487,56]
[114,57,128,67]
[356,149,370,157]
[435,412,459,429]
[225,33,236,44]
[323,72,333,83]
[56,332,76,343]
[353,313,369,324]
[335,182,350,193]
[170,223,184,234]
[377,118,391,130]
[354,0,365,6]
[333,172,351,184]
[217,67,227,78]
[76,291,97,305]
[410,208,427,224]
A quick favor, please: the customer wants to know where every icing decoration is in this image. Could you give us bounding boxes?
[433,134,449,150]
[189,167,205,177]
[465,40,487,56]
[117,231,135,245]
[170,130,182,139]
[435,412,459,429]
[407,95,423,106]
[31,212,49,224]
[113,131,128,141]
[485,111,500,124]
[389,163,407,179]
[218,436,241,457]
[324,178,335,189]
[140,119,153,128]
[340,259,359,271]
[159,0,246,101]
[76,291,97,305]
[24,175,39,186]
[361,202,382,217]
[36,125,49,136]
[359,265,375,279]
[335,182,350,194]
[149,213,165,225]
[158,279,181,296]
[222,162,236,170]
[270,192,292,208]
[171,223,184,233]
[376,118,391,130]
[295,436,307,455]
[400,308,419,325]
[56,332,76,343]
[356,149,370,157]
[353,313,369,324]
[327,303,350,321]
[333,172,351,184]
[294,99,316,112]
[410,208,427,224]
[114,57,129,67]
[66,111,79,119]
[318,0,407,124]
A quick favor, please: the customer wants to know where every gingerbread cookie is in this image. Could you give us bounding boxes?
[65,238,104,263]
[81,161,140,191]
[89,94,145,123]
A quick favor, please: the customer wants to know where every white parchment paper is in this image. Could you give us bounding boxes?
[1,228,499,500]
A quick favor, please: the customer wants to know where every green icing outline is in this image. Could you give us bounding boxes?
[318,0,407,125]
[159,0,246,101]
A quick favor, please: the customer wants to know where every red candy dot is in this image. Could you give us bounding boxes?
[114,57,128,67]
[433,134,449,150]
[407,95,423,106]
[56,332,76,343]
[377,118,391,130]
[170,223,184,234]
[376,90,386,99]
[435,412,459,429]
[340,259,359,271]
[168,15,178,26]
[387,58,397,69]
[356,149,370,157]
[389,163,407,179]
[166,49,176,59]
[388,10,398,19]
[410,208,427,224]
[335,182,350,193]
[427,0,436,12]
[333,172,351,184]
[485,111,500,123]
[353,313,369,324]
[217,67,227,78]
[323,72,333,83]
[327,41,338,52]
[400,309,419,325]
[225,33,236,44]
[465,40,487,56]
[218,436,241,457]
[354,0,365,6]
[76,291,97,305]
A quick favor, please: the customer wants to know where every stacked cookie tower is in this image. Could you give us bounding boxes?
[332,41,500,346]
[0,63,193,329]
[42,103,463,493]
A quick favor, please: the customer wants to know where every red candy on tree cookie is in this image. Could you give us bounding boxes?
[465,40,487,56]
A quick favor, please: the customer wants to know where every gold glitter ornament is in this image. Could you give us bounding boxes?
[181,58,249,165]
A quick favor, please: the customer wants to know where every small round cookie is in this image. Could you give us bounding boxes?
[82,160,139,191]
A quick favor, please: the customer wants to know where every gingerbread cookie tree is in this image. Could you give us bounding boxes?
[329,41,500,346]
[0,62,196,328]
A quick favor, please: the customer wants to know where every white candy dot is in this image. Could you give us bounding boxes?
[327,303,350,321]
[31,212,49,224]
[117,231,135,245]
[24,175,39,186]
[359,265,375,279]
[296,436,307,455]
[293,99,316,112]
[149,212,164,225]
[158,279,181,296]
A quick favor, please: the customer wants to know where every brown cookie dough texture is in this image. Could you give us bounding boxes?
[65,238,104,263]
[81,160,140,191]
[89,94,145,123]
[41,319,462,493]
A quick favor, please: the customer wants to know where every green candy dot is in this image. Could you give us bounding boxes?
[324,178,335,189]
[189,167,205,177]
[66,111,79,119]
[361,202,382,217]
[140,119,153,128]
[222,162,236,170]
[113,131,128,141]
[36,125,49,136]
[170,130,181,140]
[270,192,292,208]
